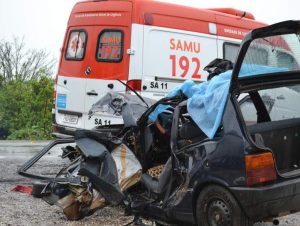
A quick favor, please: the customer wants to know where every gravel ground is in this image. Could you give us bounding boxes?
[0,141,133,226]
[1,141,300,226]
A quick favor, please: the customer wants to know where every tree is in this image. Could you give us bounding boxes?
[0,76,54,140]
[0,38,55,86]
[0,37,55,140]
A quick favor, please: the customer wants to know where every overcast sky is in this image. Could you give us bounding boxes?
[0,0,299,73]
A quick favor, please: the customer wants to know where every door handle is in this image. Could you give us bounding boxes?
[87,91,98,96]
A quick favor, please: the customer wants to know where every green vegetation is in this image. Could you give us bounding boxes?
[0,38,55,140]
[0,76,54,140]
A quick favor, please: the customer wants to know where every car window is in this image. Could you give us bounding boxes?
[240,84,300,125]
[239,97,257,125]
[65,30,87,60]
[223,43,240,63]
[238,33,300,78]
[243,47,268,66]
[96,30,123,62]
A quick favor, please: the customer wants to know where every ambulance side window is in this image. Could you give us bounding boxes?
[96,30,124,62]
[223,43,240,63]
[65,30,87,60]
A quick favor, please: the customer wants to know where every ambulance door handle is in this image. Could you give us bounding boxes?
[87,90,98,96]
[107,83,114,89]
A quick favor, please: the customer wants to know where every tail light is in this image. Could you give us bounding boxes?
[245,152,277,186]
[126,80,142,92]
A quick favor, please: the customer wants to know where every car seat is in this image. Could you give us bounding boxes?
[140,158,172,196]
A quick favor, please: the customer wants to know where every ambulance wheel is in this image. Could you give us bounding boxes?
[196,185,253,226]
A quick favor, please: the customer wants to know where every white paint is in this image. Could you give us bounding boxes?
[142,25,217,82]
[55,23,241,130]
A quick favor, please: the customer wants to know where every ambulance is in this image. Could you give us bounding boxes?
[53,0,266,136]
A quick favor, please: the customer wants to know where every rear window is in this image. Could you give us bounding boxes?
[238,33,300,78]
[65,30,87,60]
[96,30,123,62]
[244,47,268,65]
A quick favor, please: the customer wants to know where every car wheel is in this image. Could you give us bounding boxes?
[196,185,253,226]
[32,181,47,198]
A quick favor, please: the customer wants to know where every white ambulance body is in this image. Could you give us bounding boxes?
[53,0,265,135]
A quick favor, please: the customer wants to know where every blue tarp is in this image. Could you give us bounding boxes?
[148,65,288,139]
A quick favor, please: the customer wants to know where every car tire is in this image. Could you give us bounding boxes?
[32,181,47,198]
[196,185,253,226]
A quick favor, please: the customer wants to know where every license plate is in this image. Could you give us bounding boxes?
[63,114,78,125]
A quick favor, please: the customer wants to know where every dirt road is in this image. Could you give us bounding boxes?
[0,141,299,226]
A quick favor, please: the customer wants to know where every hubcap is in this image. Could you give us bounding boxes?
[207,200,232,226]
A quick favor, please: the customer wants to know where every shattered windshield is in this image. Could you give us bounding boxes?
[239,33,300,78]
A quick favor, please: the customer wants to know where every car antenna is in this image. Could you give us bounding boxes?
[117,79,149,108]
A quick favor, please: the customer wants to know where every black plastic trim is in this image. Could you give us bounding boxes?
[57,109,83,117]
[230,176,300,220]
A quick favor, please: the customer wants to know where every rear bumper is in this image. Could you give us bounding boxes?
[52,113,76,136]
[52,123,76,137]
[230,177,300,220]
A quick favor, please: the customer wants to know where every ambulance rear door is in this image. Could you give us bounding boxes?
[84,25,131,129]
[56,1,132,131]
[56,28,88,131]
